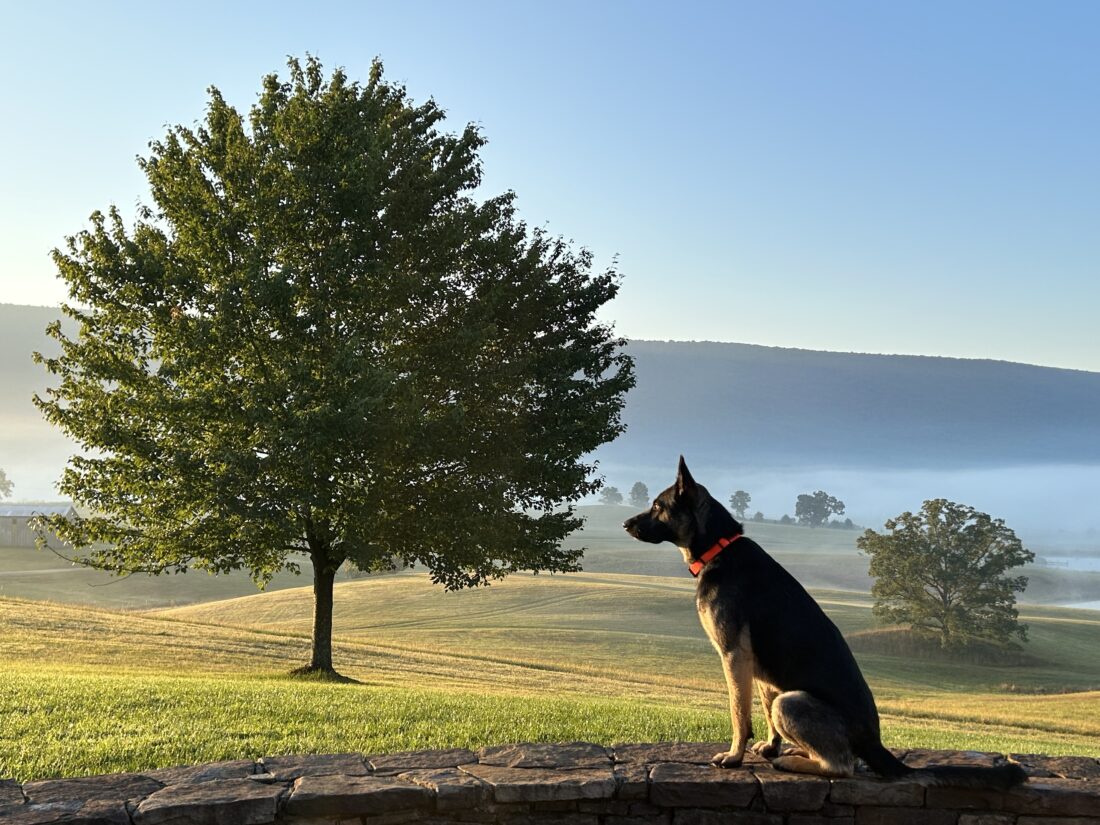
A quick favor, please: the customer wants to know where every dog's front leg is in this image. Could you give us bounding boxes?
[712,652,753,768]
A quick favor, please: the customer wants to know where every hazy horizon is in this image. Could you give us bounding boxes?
[4,306,1099,544]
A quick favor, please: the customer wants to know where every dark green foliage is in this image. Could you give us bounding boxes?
[628,481,649,508]
[751,511,764,522]
[34,57,634,673]
[858,499,1034,649]
[728,490,751,519]
[600,486,624,506]
[795,490,845,527]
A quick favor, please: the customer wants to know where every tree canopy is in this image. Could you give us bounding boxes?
[600,486,624,506]
[857,499,1034,649]
[728,490,751,519]
[35,57,634,676]
[628,481,649,508]
[795,490,845,527]
[0,468,11,499]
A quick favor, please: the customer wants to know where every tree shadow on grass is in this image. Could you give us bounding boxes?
[287,665,362,685]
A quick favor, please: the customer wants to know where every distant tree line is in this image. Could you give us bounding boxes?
[607,481,857,529]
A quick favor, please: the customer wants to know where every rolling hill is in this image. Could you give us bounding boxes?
[601,339,1100,471]
[3,303,1100,531]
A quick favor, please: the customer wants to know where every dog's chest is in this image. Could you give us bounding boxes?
[697,603,725,652]
[696,591,750,657]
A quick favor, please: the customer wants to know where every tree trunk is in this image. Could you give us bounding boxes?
[309,557,337,671]
[290,536,352,682]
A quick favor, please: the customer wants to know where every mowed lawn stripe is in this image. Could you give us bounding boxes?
[0,596,712,699]
[155,572,1100,692]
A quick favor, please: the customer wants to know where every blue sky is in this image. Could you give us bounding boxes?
[2,1,1097,369]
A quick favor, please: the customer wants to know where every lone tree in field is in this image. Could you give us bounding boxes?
[600,486,624,506]
[857,499,1034,649]
[628,481,649,508]
[795,490,845,527]
[35,57,634,679]
[728,490,751,519]
[0,468,11,499]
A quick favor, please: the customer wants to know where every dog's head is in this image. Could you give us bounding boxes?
[623,456,714,558]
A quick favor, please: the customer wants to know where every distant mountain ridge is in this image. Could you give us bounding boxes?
[2,304,1099,499]
[599,339,1100,472]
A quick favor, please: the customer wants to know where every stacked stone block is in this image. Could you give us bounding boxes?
[1,742,1097,824]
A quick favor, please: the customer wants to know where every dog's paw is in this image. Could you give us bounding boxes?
[750,740,781,759]
[711,750,744,769]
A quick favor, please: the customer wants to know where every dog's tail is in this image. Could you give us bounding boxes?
[861,743,1026,789]
[860,742,911,780]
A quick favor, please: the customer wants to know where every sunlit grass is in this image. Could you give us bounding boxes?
[2,664,1095,783]
[0,666,731,782]
[2,566,1099,782]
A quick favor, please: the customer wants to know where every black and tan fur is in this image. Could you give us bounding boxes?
[623,457,1026,788]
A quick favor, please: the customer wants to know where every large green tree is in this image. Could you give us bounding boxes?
[35,57,634,677]
[857,499,1034,649]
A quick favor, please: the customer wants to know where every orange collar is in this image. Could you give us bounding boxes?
[688,534,742,577]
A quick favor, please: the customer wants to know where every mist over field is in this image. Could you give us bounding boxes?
[594,340,1100,544]
[601,462,1100,543]
[3,305,1100,545]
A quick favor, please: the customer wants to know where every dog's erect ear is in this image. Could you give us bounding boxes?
[676,455,697,498]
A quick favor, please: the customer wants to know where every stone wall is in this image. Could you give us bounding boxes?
[2,742,1098,825]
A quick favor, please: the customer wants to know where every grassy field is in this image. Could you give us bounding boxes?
[1,667,734,782]
[3,567,1099,781]
[1,506,1098,782]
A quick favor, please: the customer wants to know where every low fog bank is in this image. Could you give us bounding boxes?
[7,437,1100,552]
[598,459,1100,549]
[0,423,76,502]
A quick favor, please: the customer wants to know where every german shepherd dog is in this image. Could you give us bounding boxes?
[623,457,1026,788]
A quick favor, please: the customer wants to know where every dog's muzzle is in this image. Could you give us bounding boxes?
[624,513,664,543]
[623,516,641,538]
